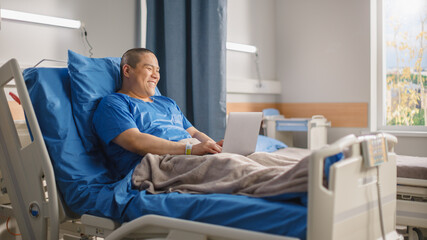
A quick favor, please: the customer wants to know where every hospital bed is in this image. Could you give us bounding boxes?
[262,108,330,150]
[395,155,427,240]
[0,52,401,240]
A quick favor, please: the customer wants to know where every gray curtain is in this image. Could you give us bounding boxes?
[146,0,227,141]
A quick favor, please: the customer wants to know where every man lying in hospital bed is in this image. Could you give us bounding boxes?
[93,48,223,175]
[92,48,309,196]
[0,49,401,240]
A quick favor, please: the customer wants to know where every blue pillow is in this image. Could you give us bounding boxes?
[255,135,287,152]
[68,50,122,153]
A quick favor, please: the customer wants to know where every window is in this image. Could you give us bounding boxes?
[373,0,427,134]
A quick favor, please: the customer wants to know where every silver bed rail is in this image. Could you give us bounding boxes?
[0,59,60,240]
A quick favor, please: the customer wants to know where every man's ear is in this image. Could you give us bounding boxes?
[122,64,131,78]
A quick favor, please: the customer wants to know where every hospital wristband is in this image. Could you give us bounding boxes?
[185,143,192,155]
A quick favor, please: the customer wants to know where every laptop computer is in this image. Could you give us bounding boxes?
[222,112,263,155]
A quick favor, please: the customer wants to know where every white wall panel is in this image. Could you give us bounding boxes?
[0,0,139,65]
[276,0,370,103]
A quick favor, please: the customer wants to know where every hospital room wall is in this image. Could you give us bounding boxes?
[276,0,427,156]
[226,0,280,103]
[0,0,140,66]
[227,0,368,147]
[227,0,427,157]
[275,0,371,149]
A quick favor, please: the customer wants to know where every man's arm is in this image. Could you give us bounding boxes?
[113,128,222,155]
[186,127,224,147]
[186,127,213,142]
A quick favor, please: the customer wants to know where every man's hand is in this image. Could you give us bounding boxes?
[192,140,222,155]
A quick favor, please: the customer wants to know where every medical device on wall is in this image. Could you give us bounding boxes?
[226,42,263,88]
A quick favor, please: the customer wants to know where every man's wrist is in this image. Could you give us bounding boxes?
[185,143,192,155]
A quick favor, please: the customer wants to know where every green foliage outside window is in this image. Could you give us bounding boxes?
[385,0,427,126]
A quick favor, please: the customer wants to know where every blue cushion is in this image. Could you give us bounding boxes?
[255,135,287,152]
[262,108,280,116]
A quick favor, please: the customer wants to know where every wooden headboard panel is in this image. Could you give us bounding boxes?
[226,102,368,128]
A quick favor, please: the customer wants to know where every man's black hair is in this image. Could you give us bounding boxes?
[120,48,155,80]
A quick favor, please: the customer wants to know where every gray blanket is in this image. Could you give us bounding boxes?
[132,146,312,197]
[396,155,427,180]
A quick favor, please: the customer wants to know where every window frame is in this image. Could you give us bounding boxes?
[371,0,427,136]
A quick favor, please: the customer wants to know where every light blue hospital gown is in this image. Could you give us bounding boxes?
[93,93,193,177]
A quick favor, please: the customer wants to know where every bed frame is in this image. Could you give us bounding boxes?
[0,58,401,240]
[396,177,427,240]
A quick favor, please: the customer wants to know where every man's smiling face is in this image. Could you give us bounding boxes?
[126,52,160,100]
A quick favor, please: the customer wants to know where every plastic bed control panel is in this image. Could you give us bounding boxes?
[361,137,388,168]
